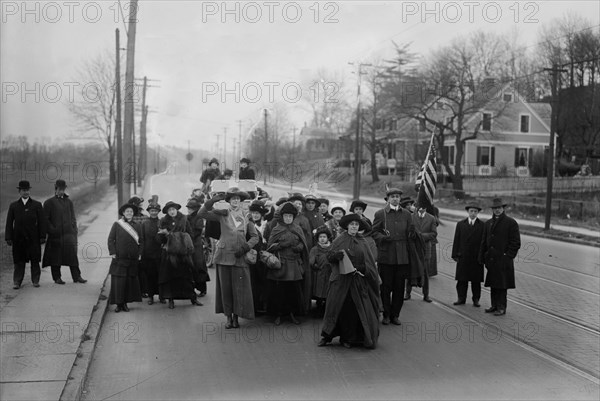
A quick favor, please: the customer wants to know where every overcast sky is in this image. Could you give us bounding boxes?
[2,0,599,155]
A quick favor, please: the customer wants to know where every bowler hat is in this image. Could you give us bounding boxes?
[279,202,298,217]
[465,202,482,211]
[304,194,321,207]
[240,157,251,164]
[162,201,181,214]
[287,192,306,203]
[17,180,31,190]
[209,158,219,166]
[490,198,507,208]
[119,203,138,216]
[350,199,367,212]
[339,213,369,231]
[55,179,67,189]
[225,187,249,202]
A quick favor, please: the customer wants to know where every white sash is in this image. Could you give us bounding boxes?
[117,218,139,245]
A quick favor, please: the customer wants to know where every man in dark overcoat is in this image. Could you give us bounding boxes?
[239,157,256,180]
[372,188,415,326]
[42,179,86,284]
[451,203,485,307]
[405,204,437,303]
[478,198,521,316]
[5,181,47,289]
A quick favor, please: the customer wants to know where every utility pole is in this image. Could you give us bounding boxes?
[122,0,139,199]
[263,108,268,186]
[138,76,147,187]
[543,64,566,231]
[223,127,228,169]
[290,127,297,191]
[237,120,242,161]
[349,62,371,199]
[115,28,124,208]
[215,133,221,163]
[132,124,137,189]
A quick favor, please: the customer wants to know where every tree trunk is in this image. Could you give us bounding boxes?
[370,144,379,183]
[453,138,466,200]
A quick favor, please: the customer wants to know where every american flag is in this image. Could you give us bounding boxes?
[415,135,437,213]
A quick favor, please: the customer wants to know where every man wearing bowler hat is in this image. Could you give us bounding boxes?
[239,157,256,180]
[478,198,520,316]
[5,181,47,289]
[451,203,485,307]
[372,187,415,325]
[42,179,87,284]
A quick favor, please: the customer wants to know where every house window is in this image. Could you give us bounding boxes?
[477,146,495,166]
[419,119,426,132]
[482,112,492,131]
[443,145,455,165]
[514,148,533,167]
[503,93,513,102]
[520,115,530,133]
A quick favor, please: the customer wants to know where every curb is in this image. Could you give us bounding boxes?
[59,271,110,401]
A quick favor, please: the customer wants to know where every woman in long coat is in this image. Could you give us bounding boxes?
[319,213,381,349]
[198,188,259,329]
[309,225,333,315]
[107,204,143,312]
[186,198,210,296]
[248,200,269,314]
[266,202,309,325]
[157,201,203,309]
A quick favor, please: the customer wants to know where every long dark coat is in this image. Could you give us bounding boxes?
[107,219,143,277]
[42,195,79,267]
[187,210,210,287]
[452,218,485,282]
[5,198,46,263]
[107,219,143,304]
[157,212,196,299]
[478,213,521,289]
[321,232,381,349]
[372,206,413,265]
[412,212,438,277]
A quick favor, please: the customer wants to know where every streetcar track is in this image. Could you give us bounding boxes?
[513,267,599,296]
[436,233,600,277]
[436,270,600,335]
[433,295,600,384]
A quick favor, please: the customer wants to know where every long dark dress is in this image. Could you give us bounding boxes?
[157,213,197,300]
[141,217,162,297]
[188,210,210,293]
[250,222,268,312]
[107,219,143,305]
[321,232,381,349]
[266,220,309,316]
[309,243,332,300]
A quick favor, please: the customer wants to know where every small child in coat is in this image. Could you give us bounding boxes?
[309,226,333,316]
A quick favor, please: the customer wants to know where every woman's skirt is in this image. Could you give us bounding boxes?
[109,275,142,305]
[215,264,255,319]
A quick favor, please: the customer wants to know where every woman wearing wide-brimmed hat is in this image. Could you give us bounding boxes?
[319,213,381,349]
[266,202,309,325]
[199,188,259,328]
[141,201,163,305]
[157,201,203,309]
[107,204,144,312]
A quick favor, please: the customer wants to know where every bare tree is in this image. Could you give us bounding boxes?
[392,32,512,198]
[67,51,118,185]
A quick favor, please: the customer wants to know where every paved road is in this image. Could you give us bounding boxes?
[82,174,600,400]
